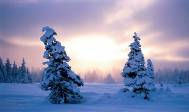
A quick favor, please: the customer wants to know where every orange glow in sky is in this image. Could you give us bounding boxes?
[62,34,125,74]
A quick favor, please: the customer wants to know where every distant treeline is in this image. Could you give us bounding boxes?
[155,69,189,84]
[83,71,115,83]
[0,57,32,83]
[83,69,189,84]
[1,57,189,84]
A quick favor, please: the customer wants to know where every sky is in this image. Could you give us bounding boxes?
[0,0,189,76]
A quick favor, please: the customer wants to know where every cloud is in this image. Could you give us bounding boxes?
[0,0,189,70]
[175,46,189,59]
[0,0,116,39]
[136,0,189,40]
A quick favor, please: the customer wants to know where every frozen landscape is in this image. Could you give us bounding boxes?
[1,1,189,112]
[0,83,189,112]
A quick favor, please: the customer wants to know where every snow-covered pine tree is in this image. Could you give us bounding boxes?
[143,59,155,99]
[122,32,148,99]
[40,26,83,104]
[145,59,155,89]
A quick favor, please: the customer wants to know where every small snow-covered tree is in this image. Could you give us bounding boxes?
[146,59,155,88]
[143,59,155,99]
[122,32,149,99]
[40,26,83,104]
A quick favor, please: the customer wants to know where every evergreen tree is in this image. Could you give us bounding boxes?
[12,61,18,83]
[143,59,155,99]
[18,58,32,83]
[18,58,26,83]
[40,26,83,104]
[26,68,32,83]
[5,58,12,82]
[0,57,32,83]
[104,74,115,83]
[146,59,155,88]
[0,57,5,82]
[122,32,148,99]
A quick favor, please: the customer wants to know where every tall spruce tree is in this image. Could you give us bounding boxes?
[122,32,149,99]
[40,26,83,104]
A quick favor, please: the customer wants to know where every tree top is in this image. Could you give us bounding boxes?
[42,26,57,38]
[133,32,140,40]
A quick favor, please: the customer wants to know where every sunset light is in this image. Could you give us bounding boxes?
[0,0,189,111]
[63,35,125,74]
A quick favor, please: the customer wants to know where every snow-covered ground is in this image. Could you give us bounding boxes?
[0,83,189,112]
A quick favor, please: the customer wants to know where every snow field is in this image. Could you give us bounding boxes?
[0,83,189,112]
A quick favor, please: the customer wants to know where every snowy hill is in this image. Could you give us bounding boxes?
[0,83,189,112]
